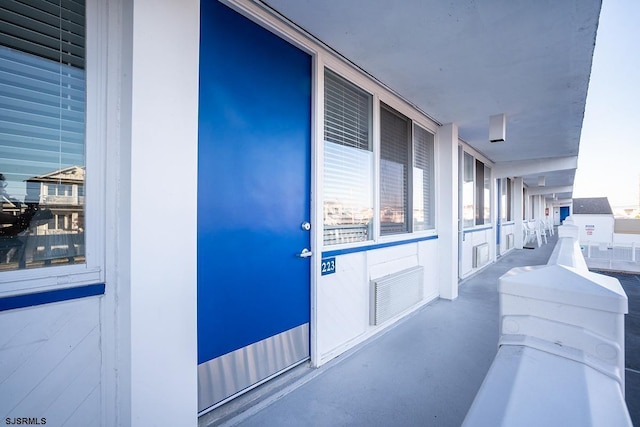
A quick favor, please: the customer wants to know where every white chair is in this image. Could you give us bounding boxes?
[545,218,554,236]
[524,220,539,246]
[537,220,548,244]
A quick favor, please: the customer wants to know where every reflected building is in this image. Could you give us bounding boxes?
[26,166,85,233]
[0,166,84,269]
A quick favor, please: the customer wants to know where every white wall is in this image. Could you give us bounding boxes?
[612,233,640,246]
[460,228,492,278]
[316,240,439,365]
[113,0,200,425]
[499,223,516,256]
[0,298,102,426]
[437,124,459,300]
[571,215,615,244]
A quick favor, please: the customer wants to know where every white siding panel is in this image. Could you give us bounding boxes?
[318,241,438,364]
[62,386,101,427]
[318,252,369,357]
[418,239,439,300]
[0,297,101,424]
[461,228,492,278]
[501,223,515,255]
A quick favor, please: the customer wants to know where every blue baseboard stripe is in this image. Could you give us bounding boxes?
[322,235,438,258]
[463,226,493,235]
[0,283,105,312]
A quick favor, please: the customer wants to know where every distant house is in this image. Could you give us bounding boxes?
[571,197,614,243]
[26,166,85,233]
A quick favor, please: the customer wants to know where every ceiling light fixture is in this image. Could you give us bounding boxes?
[489,113,506,143]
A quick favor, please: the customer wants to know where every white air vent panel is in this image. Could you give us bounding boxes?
[370,266,424,326]
[473,243,490,268]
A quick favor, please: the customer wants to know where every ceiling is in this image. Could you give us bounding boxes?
[261,0,602,200]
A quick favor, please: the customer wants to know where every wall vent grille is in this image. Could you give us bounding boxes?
[506,233,514,250]
[370,266,424,325]
[473,243,490,268]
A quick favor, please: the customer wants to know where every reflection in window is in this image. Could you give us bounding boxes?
[462,152,474,228]
[323,69,373,245]
[484,165,491,224]
[380,104,409,235]
[413,124,435,231]
[500,178,512,222]
[0,2,85,271]
[462,153,492,227]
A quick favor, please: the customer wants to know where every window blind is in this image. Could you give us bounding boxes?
[506,178,512,221]
[323,69,373,245]
[475,159,484,225]
[484,164,491,224]
[462,152,474,228]
[413,124,434,230]
[1,0,85,191]
[324,69,370,150]
[0,0,86,270]
[380,104,409,235]
[1,0,85,69]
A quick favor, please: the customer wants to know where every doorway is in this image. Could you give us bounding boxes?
[197,1,312,412]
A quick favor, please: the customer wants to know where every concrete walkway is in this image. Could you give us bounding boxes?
[201,230,638,426]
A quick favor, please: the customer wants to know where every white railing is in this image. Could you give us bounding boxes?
[463,224,632,426]
[583,242,639,262]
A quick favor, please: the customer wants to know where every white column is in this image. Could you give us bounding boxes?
[513,177,524,249]
[437,124,459,300]
[120,0,199,425]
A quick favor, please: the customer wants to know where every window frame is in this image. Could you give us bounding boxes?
[412,123,435,232]
[461,148,493,229]
[319,61,439,250]
[0,0,106,296]
[377,100,438,238]
[500,177,513,222]
[322,68,375,246]
[379,102,411,236]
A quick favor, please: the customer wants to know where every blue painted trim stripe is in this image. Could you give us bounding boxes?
[322,235,438,257]
[463,226,493,234]
[0,283,105,312]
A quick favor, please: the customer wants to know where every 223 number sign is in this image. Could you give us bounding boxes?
[321,257,336,276]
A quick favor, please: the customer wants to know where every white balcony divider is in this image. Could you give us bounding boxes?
[463,224,632,427]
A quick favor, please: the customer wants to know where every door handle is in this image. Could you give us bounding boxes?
[297,248,312,258]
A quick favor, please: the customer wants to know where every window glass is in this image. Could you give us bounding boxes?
[483,165,491,224]
[507,178,513,221]
[500,178,507,222]
[323,70,373,245]
[1,1,86,271]
[474,159,484,225]
[462,152,474,228]
[412,124,434,231]
[380,104,409,235]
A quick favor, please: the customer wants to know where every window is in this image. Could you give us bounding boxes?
[412,124,435,231]
[379,105,436,236]
[462,152,474,228]
[380,104,410,235]
[1,1,86,271]
[462,151,491,228]
[323,69,373,245]
[500,178,512,222]
[483,164,491,224]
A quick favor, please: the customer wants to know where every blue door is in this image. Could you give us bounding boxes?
[560,206,570,223]
[197,1,312,411]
